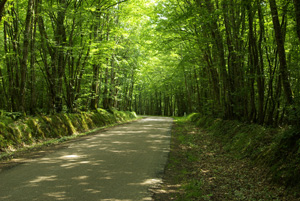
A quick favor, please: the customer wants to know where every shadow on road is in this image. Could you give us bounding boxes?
[0,117,173,201]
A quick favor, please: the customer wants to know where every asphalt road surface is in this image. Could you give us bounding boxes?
[0,117,173,201]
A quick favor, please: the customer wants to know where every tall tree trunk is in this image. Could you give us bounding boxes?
[247,0,258,122]
[0,0,7,22]
[54,0,67,113]
[90,24,100,110]
[90,64,100,110]
[204,0,231,118]
[103,63,110,109]
[19,0,34,113]
[109,57,115,108]
[257,0,266,124]
[269,0,293,105]
[294,0,300,42]
[103,13,111,110]
[29,0,38,115]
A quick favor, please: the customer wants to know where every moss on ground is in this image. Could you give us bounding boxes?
[0,109,137,153]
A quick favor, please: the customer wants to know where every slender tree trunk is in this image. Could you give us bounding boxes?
[103,13,111,110]
[90,14,101,110]
[109,57,115,108]
[4,22,13,111]
[247,1,258,122]
[269,0,293,105]
[103,61,110,109]
[90,64,100,110]
[0,0,7,22]
[257,0,266,124]
[19,0,34,113]
[294,0,300,42]
[29,0,38,115]
[204,0,231,118]
[54,0,67,113]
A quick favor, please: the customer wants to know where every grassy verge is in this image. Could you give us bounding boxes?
[153,117,299,200]
[0,109,138,160]
[187,113,300,188]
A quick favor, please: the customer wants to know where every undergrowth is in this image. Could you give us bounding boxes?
[153,116,299,200]
[187,113,300,189]
[0,109,137,156]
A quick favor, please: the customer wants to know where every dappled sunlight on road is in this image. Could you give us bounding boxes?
[0,117,173,200]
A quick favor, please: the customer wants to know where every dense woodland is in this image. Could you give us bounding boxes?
[0,0,299,126]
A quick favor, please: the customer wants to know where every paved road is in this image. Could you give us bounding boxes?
[0,117,173,201]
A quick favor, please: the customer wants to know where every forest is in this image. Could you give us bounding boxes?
[0,0,299,127]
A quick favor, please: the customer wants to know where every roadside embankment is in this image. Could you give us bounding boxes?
[0,109,137,155]
[187,113,300,189]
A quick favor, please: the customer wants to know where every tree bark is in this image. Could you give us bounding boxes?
[19,0,34,113]
[257,0,266,124]
[54,0,67,113]
[29,0,38,115]
[294,0,300,42]
[269,0,293,105]
[0,0,7,21]
[204,0,231,118]
[247,0,258,122]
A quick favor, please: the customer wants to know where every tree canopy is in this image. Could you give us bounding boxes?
[0,0,300,126]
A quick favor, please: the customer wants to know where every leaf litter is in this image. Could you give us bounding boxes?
[152,120,299,200]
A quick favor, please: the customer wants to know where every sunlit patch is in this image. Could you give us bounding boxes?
[78,182,89,186]
[84,189,101,194]
[140,178,162,185]
[60,163,75,168]
[56,185,71,188]
[44,191,67,200]
[148,134,170,139]
[99,176,112,180]
[30,175,57,183]
[109,150,123,153]
[72,176,89,180]
[147,140,163,143]
[61,155,79,159]
[129,178,162,186]
[112,141,132,144]
[108,149,137,154]
[38,157,60,164]
[86,144,98,148]
[0,195,12,199]
[101,199,132,201]
[148,146,160,150]
[79,161,90,164]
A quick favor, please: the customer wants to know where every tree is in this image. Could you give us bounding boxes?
[269,0,293,105]
[294,0,300,42]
